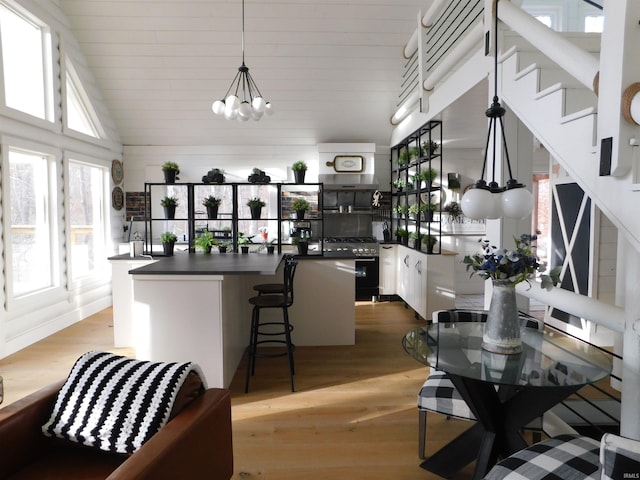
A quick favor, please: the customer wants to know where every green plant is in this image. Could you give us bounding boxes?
[409,146,420,160]
[194,230,214,251]
[160,196,178,207]
[202,195,222,207]
[393,204,409,216]
[247,197,266,208]
[419,168,438,183]
[463,234,561,290]
[408,203,423,216]
[161,232,177,243]
[291,198,310,212]
[425,202,438,212]
[444,201,463,219]
[409,231,421,240]
[291,161,307,172]
[237,232,254,245]
[421,140,439,156]
[393,178,406,190]
[397,150,409,166]
[423,234,438,246]
[161,161,180,173]
[394,227,408,238]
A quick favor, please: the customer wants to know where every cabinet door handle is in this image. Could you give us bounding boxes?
[382,246,393,250]
[415,260,422,274]
[403,255,409,266]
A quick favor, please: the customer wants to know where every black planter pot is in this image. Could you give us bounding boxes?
[204,245,212,254]
[206,205,218,219]
[297,242,309,255]
[163,170,177,184]
[266,245,275,254]
[164,206,176,220]
[426,244,435,254]
[423,210,434,222]
[295,210,305,220]
[240,246,250,254]
[293,170,306,184]
[218,246,227,253]
[250,206,262,220]
[162,241,175,256]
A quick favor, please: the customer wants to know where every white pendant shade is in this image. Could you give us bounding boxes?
[461,188,500,220]
[502,186,534,219]
[212,100,225,115]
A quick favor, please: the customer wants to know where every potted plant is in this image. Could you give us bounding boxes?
[221,226,231,237]
[397,149,409,166]
[409,231,422,250]
[291,198,310,220]
[237,232,254,254]
[419,168,438,189]
[422,140,439,157]
[409,145,420,161]
[395,227,408,245]
[161,232,177,256]
[393,204,409,218]
[266,239,277,254]
[293,232,310,255]
[247,197,266,220]
[424,203,438,222]
[160,196,178,219]
[161,162,180,184]
[291,161,307,184]
[214,239,230,253]
[194,230,214,253]
[423,234,438,254]
[393,178,406,192]
[444,201,463,222]
[408,203,421,219]
[202,195,222,219]
[202,168,225,184]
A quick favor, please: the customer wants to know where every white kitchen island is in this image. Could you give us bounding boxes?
[128,253,355,388]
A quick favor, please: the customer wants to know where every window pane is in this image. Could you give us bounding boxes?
[69,162,105,280]
[66,72,100,137]
[9,150,53,296]
[0,4,49,119]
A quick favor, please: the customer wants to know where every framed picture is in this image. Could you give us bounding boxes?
[326,155,364,172]
[111,159,124,184]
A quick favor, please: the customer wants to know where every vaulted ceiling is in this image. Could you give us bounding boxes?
[59,0,485,150]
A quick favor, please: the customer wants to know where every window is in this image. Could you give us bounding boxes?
[0,2,53,121]
[7,148,56,297]
[65,61,102,138]
[584,16,604,33]
[68,160,107,280]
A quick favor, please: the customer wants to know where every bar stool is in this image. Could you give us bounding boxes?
[245,255,298,393]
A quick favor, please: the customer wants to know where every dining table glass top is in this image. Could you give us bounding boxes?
[403,322,612,388]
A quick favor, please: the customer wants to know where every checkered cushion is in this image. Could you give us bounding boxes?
[483,434,601,480]
[418,370,475,420]
[433,309,543,330]
[600,433,640,480]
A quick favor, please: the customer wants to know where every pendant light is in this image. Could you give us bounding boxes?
[211,0,273,121]
[461,0,533,220]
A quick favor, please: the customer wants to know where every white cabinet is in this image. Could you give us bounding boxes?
[379,244,397,295]
[395,245,455,320]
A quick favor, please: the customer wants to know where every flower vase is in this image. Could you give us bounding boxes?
[482,280,522,354]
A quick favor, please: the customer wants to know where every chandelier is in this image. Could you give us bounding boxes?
[211,0,273,121]
[460,0,533,220]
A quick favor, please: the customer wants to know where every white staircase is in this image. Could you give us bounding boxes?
[499,38,640,252]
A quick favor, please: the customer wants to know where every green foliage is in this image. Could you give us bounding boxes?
[394,227,408,237]
[247,197,266,208]
[202,195,222,207]
[291,198,310,212]
[237,232,254,245]
[161,232,177,243]
[160,196,178,207]
[291,161,307,172]
[194,230,214,250]
[161,161,180,173]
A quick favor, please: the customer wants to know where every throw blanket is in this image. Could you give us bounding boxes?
[42,351,205,454]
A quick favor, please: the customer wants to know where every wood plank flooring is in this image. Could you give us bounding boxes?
[0,301,476,479]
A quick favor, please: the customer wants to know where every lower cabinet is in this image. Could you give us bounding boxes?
[393,245,455,320]
[379,244,397,295]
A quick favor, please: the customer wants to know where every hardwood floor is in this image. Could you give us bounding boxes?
[0,301,475,479]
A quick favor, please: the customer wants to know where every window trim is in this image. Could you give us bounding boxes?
[64,152,111,287]
[2,135,64,311]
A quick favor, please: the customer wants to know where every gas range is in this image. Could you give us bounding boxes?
[323,237,379,257]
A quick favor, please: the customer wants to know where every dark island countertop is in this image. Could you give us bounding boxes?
[127,252,284,276]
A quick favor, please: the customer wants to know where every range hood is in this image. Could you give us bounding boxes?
[318,173,379,191]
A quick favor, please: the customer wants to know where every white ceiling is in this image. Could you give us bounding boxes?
[59,0,487,150]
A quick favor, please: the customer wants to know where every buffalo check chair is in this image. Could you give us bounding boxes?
[418,309,544,459]
[483,432,640,480]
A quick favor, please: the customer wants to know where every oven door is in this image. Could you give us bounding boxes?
[355,257,379,301]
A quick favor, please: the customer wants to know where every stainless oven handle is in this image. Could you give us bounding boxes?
[356,258,377,262]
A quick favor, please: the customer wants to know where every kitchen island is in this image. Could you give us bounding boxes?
[124,253,355,387]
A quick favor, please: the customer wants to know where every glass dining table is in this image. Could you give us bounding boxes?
[403,320,612,480]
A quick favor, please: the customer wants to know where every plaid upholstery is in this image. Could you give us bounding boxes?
[418,370,474,419]
[483,434,601,480]
[600,433,640,480]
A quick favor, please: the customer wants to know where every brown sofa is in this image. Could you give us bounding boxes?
[0,380,234,479]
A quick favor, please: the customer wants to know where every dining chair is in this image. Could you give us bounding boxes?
[418,309,543,459]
